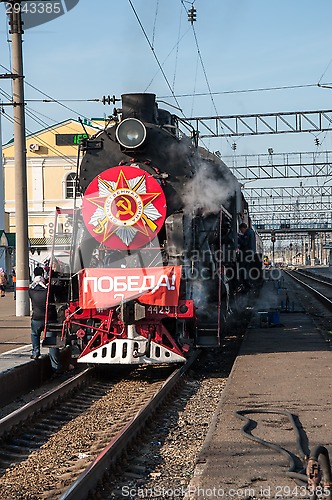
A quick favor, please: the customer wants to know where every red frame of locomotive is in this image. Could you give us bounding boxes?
[44,205,225,364]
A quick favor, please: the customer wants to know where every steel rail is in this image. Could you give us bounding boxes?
[59,351,200,500]
[284,270,332,310]
[0,368,92,439]
[294,269,332,287]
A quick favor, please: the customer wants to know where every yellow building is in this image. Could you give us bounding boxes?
[2,119,102,254]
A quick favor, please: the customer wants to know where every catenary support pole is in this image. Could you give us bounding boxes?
[9,2,30,315]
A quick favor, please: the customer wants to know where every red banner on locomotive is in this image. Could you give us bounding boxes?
[78,266,182,309]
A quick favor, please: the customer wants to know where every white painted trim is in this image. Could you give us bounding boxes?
[63,171,77,200]
[77,337,186,365]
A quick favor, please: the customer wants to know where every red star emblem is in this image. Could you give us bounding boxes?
[82,166,167,249]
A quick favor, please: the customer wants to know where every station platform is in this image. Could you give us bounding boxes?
[187,272,332,499]
[0,291,31,354]
[305,265,332,278]
[0,292,68,407]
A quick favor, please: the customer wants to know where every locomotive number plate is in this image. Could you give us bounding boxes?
[146,305,175,316]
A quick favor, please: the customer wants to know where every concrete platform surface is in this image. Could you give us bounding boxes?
[0,292,57,407]
[0,292,31,357]
[187,274,332,499]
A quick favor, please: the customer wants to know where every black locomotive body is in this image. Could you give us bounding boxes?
[45,93,262,365]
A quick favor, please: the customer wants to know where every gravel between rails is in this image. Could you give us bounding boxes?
[284,271,332,344]
[104,374,228,499]
[98,279,331,499]
[0,375,167,500]
[100,317,250,499]
[0,296,254,499]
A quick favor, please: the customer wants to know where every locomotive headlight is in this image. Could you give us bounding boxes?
[116,118,147,149]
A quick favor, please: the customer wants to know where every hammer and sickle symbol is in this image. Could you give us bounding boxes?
[94,216,108,234]
[116,197,135,217]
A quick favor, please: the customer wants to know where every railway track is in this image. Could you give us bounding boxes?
[285,269,332,310]
[0,290,255,498]
[91,319,249,498]
[0,355,198,499]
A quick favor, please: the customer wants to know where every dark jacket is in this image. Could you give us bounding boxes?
[29,284,47,321]
[241,227,256,253]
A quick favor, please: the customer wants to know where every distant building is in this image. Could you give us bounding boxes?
[2,118,104,264]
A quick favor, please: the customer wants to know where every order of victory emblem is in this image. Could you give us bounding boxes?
[82,166,167,249]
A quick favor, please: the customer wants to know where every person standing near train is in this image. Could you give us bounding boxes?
[29,267,63,372]
[0,268,8,297]
[12,266,16,300]
[239,222,256,249]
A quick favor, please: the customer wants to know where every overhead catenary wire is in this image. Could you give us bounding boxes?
[127,0,183,115]
[0,64,100,131]
[2,84,323,103]
[318,56,332,85]
[172,4,183,93]
[0,87,79,165]
[1,3,330,159]
[144,26,190,93]
[151,0,159,49]
[180,0,232,150]
[0,59,102,160]
[190,54,199,117]
[183,3,217,114]
[1,109,77,166]
[0,63,94,123]
[23,80,94,121]
[2,103,94,155]
[17,98,101,103]
[159,83,326,99]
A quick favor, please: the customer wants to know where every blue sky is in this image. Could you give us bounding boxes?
[1,0,332,158]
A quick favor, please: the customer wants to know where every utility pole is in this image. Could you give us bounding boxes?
[0,109,4,230]
[271,230,276,266]
[8,0,30,315]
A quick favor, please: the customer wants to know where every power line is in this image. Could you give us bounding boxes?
[24,80,93,119]
[127,0,183,114]
[144,26,190,93]
[1,106,77,165]
[159,83,325,99]
[0,63,93,120]
[0,61,103,158]
[1,84,325,104]
[23,98,100,103]
[0,87,83,164]
[172,4,184,92]
[151,0,159,49]
[180,1,231,149]
[318,57,332,84]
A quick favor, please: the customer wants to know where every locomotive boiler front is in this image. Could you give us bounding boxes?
[62,93,197,365]
[53,92,247,366]
[79,93,195,216]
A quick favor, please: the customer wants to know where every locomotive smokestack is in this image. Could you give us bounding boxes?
[121,93,158,124]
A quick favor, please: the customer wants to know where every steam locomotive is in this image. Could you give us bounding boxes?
[44,93,262,365]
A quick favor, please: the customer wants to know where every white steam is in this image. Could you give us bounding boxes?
[183,157,238,215]
[190,279,219,321]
